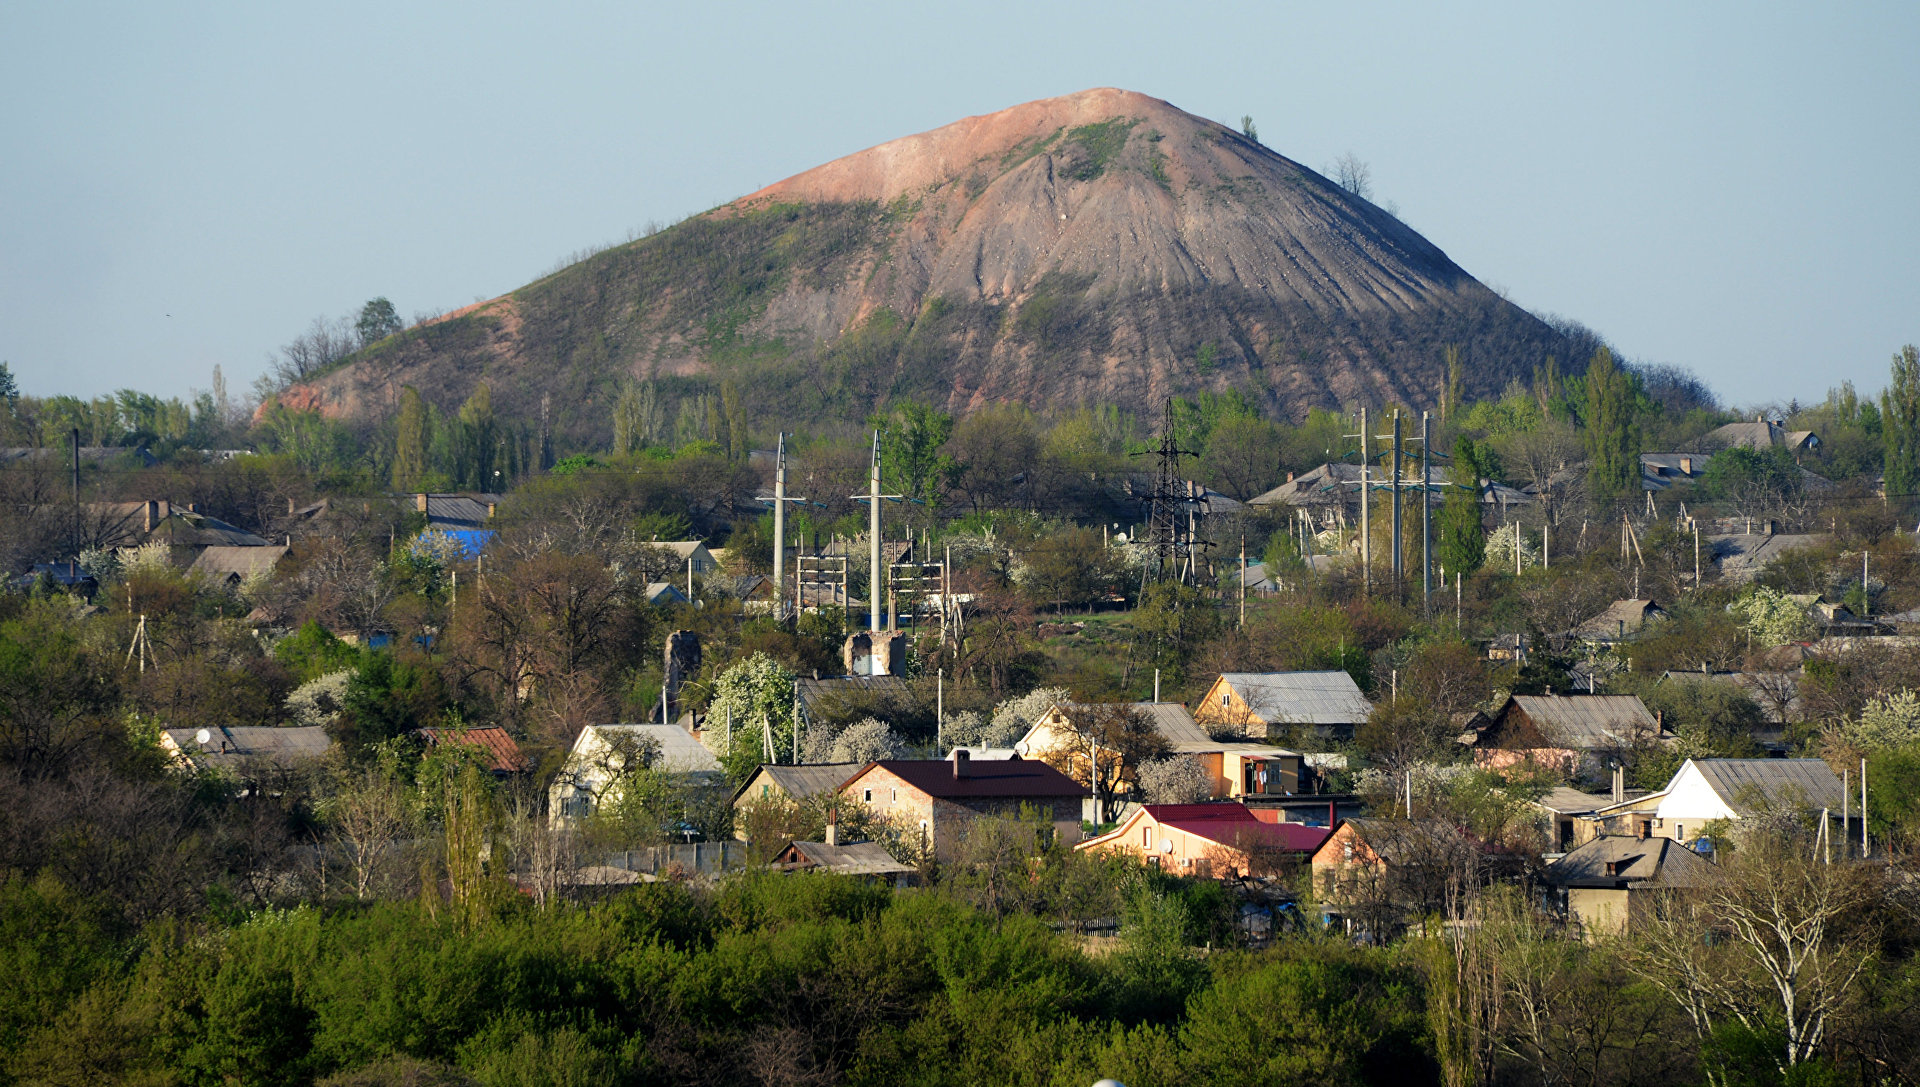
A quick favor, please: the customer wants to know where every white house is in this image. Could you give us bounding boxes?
[1649,758,1845,844]
[549,724,726,827]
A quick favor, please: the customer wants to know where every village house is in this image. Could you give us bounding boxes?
[160,726,334,775]
[1460,692,1661,775]
[406,492,502,533]
[1019,700,1308,801]
[1576,599,1667,644]
[771,837,917,881]
[188,544,290,590]
[1076,803,1330,879]
[730,763,860,838]
[83,499,271,563]
[549,724,726,827]
[1310,819,1496,935]
[838,751,1087,862]
[1544,834,1719,938]
[1647,758,1846,845]
[416,726,527,778]
[1705,417,1820,454]
[656,540,719,575]
[1194,671,1373,741]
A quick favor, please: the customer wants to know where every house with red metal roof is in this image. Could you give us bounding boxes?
[1076,803,1331,879]
[417,726,527,777]
[838,751,1088,862]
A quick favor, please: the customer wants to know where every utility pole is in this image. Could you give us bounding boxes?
[1420,412,1431,615]
[1390,410,1403,599]
[851,430,900,640]
[773,433,787,600]
[1693,517,1701,589]
[936,669,944,752]
[70,427,80,562]
[1239,534,1247,629]
[1352,408,1371,597]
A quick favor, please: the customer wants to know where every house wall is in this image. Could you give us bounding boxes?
[1650,765,1737,839]
[1567,887,1631,937]
[1080,814,1253,878]
[1309,823,1385,901]
[1194,678,1266,734]
[842,765,1080,862]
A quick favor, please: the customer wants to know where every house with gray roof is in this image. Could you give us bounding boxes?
[1545,834,1719,938]
[550,724,726,826]
[1706,418,1819,453]
[160,726,334,775]
[1649,758,1844,844]
[1708,532,1831,583]
[1463,693,1662,775]
[1194,671,1374,741]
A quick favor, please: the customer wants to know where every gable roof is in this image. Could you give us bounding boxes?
[1680,758,1844,814]
[413,493,501,532]
[643,582,690,605]
[1041,701,1211,746]
[734,763,862,805]
[796,674,914,720]
[162,725,333,772]
[1141,804,1331,853]
[1325,818,1484,864]
[579,724,722,774]
[1500,694,1659,749]
[1708,533,1831,583]
[1578,599,1666,640]
[417,726,526,774]
[1215,672,1373,725]
[1534,787,1616,815]
[779,840,916,875]
[189,544,289,582]
[850,757,1088,801]
[1546,834,1718,889]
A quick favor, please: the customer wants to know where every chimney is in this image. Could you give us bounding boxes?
[1680,456,1692,475]
[415,493,429,513]
[1613,766,1624,804]
[952,748,971,779]
[486,501,497,518]
[143,499,160,532]
[1286,471,1295,483]
[825,807,839,847]
[1605,860,1622,877]
[287,497,296,515]
[1639,820,1651,840]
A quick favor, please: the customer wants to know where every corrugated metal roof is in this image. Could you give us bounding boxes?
[1221,672,1373,725]
[586,724,722,774]
[797,675,914,719]
[1509,694,1658,749]
[739,763,861,803]
[1689,758,1843,813]
[786,840,916,875]
[854,758,1087,800]
[163,726,333,772]
[1547,835,1717,889]
[189,545,288,580]
[418,726,526,773]
[1535,787,1613,814]
[1145,804,1331,853]
[1051,701,1210,745]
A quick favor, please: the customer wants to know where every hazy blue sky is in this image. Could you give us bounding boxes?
[3,2,1915,409]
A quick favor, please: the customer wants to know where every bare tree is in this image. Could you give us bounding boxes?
[1332,152,1373,201]
[328,766,411,900]
[503,793,578,907]
[270,315,358,388]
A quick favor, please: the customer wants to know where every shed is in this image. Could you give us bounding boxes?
[772,839,916,878]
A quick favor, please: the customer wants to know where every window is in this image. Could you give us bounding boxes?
[863,788,873,803]
[561,794,594,818]
[1675,823,1684,841]
[891,789,897,802]
[761,785,771,798]
[1220,692,1230,706]
[1143,826,1153,847]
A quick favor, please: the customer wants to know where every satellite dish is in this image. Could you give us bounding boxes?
[1013,740,1030,756]
[195,729,211,746]
[1161,839,1174,854]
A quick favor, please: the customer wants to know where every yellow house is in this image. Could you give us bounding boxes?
[1018,701,1306,800]
[1194,672,1372,741]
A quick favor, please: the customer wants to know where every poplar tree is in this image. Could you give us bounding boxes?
[1884,344,1920,498]
[1439,436,1487,576]
[393,386,428,491]
[1582,347,1637,499]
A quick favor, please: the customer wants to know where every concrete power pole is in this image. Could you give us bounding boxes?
[773,433,787,599]
[869,430,883,635]
[1421,411,1431,615]
[1356,408,1371,597]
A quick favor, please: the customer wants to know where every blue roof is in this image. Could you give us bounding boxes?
[442,529,495,558]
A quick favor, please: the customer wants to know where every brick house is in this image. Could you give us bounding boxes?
[1460,693,1661,776]
[1076,803,1330,878]
[838,751,1087,861]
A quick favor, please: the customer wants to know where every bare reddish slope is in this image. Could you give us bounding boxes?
[285,89,1568,438]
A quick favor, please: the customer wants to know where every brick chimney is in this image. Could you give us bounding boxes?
[143,499,161,532]
[415,493,429,513]
[952,748,971,779]
[1680,456,1692,475]
[825,807,840,847]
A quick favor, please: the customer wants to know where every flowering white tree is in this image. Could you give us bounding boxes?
[1730,586,1814,646]
[702,653,799,779]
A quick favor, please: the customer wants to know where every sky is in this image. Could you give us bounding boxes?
[3,2,1916,409]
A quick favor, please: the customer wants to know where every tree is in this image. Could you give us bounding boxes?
[355,297,403,348]
[1199,413,1283,500]
[1239,115,1259,144]
[701,653,800,782]
[871,401,956,504]
[272,315,357,386]
[1702,446,1802,520]
[1438,436,1487,577]
[454,383,496,489]
[1039,703,1169,823]
[0,361,17,408]
[392,386,428,491]
[327,767,410,900]
[1583,348,1639,499]
[1016,526,1123,612]
[1331,152,1372,200]
[1882,344,1920,498]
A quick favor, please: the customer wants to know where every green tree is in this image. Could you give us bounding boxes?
[870,401,956,504]
[1438,436,1487,576]
[454,383,496,489]
[701,653,800,782]
[1883,344,1920,498]
[1239,115,1259,144]
[392,386,428,491]
[355,297,403,347]
[1583,347,1638,498]
[0,361,17,407]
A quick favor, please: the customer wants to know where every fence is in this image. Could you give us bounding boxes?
[603,841,747,876]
